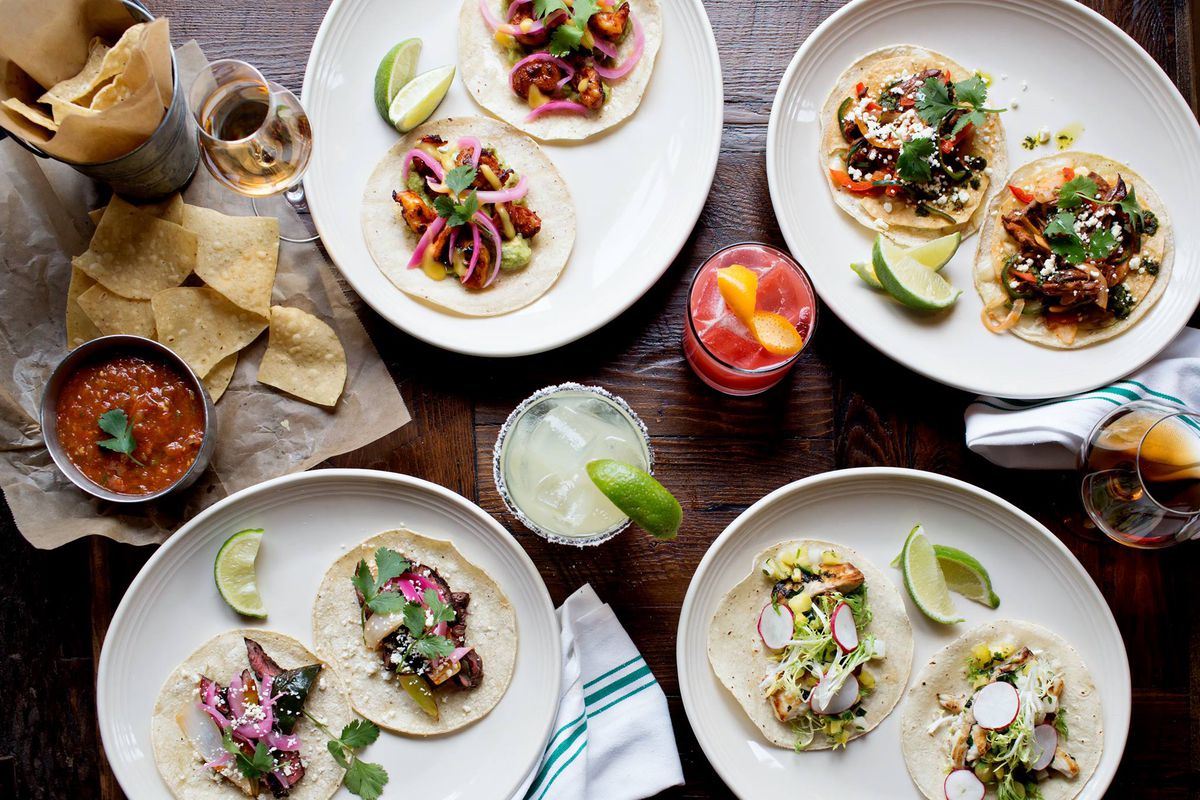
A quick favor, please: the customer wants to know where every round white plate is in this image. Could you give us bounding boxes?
[97,469,560,799]
[301,0,722,357]
[767,0,1200,398]
[677,468,1129,798]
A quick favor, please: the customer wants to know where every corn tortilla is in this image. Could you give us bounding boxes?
[76,283,155,338]
[73,197,196,300]
[152,287,267,378]
[181,204,279,318]
[256,306,346,407]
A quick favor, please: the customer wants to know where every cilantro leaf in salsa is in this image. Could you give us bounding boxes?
[896,136,935,183]
[97,409,143,465]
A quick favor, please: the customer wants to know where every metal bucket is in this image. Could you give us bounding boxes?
[0,0,198,200]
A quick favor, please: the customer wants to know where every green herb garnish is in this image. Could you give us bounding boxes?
[1043,211,1087,264]
[352,548,412,615]
[306,714,389,800]
[433,166,481,228]
[548,0,598,56]
[402,589,456,661]
[222,732,275,781]
[896,136,935,183]
[97,409,143,465]
[916,75,1005,134]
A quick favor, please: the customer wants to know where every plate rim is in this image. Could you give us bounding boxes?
[96,467,561,798]
[299,0,725,358]
[765,0,1200,399]
[675,466,1131,799]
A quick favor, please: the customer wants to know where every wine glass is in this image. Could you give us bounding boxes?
[188,59,317,243]
[1079,399,1200,548]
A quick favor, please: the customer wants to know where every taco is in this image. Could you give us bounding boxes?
[151,630,352,800]
[974,151,1172,347]
[900,620,1103,800]
[311,529,517,735]
[457,0,663,141]
[819,45,1007,245]
[361,116,575,316]
[707,539,914,751]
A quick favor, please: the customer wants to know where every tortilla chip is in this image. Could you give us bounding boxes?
[152,287,266,378]
[90,46,152,112]
[181,205,279,317]
[76,283,156,338]
[256,306,346,407]
[1,98,57,132]
[203,352,237,403]
[43,93,98,125]
[39,37,112,103]
[73,197,196,299]
[66,267,102,348]
[88,194,183,227]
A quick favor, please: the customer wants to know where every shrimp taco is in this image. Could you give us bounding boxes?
[820,45,1007,245]
[151,630,352,800]
[361,116,575,316]
[974,151,1172,347]
[708,539,914,751]
[311,529,517,735]
[458,0,663,142]
[900,620,1103,800]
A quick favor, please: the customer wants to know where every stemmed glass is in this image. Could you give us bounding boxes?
[187,59,317,243]
[1080,400,1200,548]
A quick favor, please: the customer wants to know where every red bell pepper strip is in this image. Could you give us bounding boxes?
[829,169,881,194]
[1008,185,1035,204]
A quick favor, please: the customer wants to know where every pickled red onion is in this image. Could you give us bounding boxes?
[403,572,449,602]
[264,730,302,752]
[473,212,505,287]
[592,16,644,80]
[407,217,446,268]
[524,99,589,121]
[506,0,530,19]
[591,36,619,59]
[203,752,233,770]
[402,149,445,183]
[477,174,527,204]
[461,223,483,284]
[457,136,482,168]
[480,0,545,35]
[449,647,473,662]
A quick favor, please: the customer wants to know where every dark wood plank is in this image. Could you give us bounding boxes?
[0,1,1195,799]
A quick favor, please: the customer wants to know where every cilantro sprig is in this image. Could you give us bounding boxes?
[547,0,599,56]
[1056,175,1152,233]
[916,75,1006,135]
[896,136,935,183]
[432,165,481,228]
[401,589,457,660]
[97,409,143,465]
[305,714,389,800]
[351,548,457,661]
[222,732,275,782]
[352,548,412,615]
[1043,210,1118,264]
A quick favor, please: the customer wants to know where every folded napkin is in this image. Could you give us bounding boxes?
[965,327,1200,469]
[516,584,684,800]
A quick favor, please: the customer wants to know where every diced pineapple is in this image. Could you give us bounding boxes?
[788,593,812,615]
[972,643,992,664]
[827,719,843,735]
[991,641,1016,659]
[779,550,797,569]
[820,549,843,566]
[494,31,516,47]
[790,568,805,582]
[858,668,875,689]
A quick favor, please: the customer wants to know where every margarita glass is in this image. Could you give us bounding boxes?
[683,243,817,395]
[493,383,653,546]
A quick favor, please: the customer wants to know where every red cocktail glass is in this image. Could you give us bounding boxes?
[682,242,817,396]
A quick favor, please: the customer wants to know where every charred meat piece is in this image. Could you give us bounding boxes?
[454,148,511,189]
[510,7,551,47]
[1052,745,1081,778]
[573,65,605,110]
[511,60,562,100]
[264,751,305,798]
[589,2,631,40]
[198,676,231,717]
[768,686,805,722]
[1001,205,1052,254]
[456,650,484,689]
[505,202,542,239]
[770,561,865,604]
[949,710,974,769]
[461,238,495,289]
[244,638,284,682]
[988,647,1033,680]
[891,68,943,107]
[1036,269,1107,308]
[393,190,437,234]
[937,692,967,714]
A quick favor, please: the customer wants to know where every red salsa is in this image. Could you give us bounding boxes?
[55,354,205,495]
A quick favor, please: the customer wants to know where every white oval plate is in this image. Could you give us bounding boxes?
[301,0,722,357]
[98,469,560,799]
[767,0,1200,398]
[677,468,1129,798]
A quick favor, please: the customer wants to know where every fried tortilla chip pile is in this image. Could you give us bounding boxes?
[68,195,347,407]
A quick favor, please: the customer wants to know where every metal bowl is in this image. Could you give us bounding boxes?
[40,335,217,503]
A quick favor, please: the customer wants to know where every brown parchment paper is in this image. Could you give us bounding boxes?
[0,0,170,163]
[0,43,411,549]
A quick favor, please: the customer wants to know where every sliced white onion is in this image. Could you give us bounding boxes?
[363,611,407,650]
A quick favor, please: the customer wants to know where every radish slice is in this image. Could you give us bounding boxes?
[830,601,859,653]
[1032,723,1058,770]
[944,769,985,800]
[757,602,793,650]
[972,681,1020,730]
[810,673,859,715]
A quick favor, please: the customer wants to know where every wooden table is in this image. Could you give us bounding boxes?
[3,1,1198,797]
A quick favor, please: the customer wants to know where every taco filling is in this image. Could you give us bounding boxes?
[478,0,646,121]
[985,169,1162,340]
[394,133,550,289]
[758,545,890,750]
[930,642,1080,800]
[352,546,483,721]
[830,69,1002,221]
[176,638,321,798]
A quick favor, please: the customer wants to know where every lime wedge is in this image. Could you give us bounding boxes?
[214,528,267,618]
[872,235,962,311]
[850,261,884,289]
[388,64,455,133]
[586,459,682,540]
[905,232,962,271]
[900,525,963,624]
[374,38,422,121]
[934,544,1000,608]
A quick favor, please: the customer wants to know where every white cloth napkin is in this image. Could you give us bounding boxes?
[965,327,1200,469]
[514,584,684,800]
